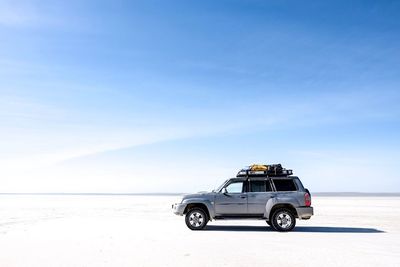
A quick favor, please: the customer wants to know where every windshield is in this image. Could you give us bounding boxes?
[213,179,229,192]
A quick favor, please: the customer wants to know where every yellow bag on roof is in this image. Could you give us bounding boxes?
[250,164,268,171]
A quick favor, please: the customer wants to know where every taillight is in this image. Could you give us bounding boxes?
[304,192,311,207]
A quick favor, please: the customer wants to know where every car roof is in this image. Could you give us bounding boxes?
[229,176,298,181]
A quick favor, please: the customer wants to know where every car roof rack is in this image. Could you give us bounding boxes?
[236,164,293,178]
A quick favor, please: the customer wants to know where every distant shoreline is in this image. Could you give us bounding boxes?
[0,192,400,197]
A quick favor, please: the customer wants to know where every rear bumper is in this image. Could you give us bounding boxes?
[296,206,314,219]
[172,203,186,215]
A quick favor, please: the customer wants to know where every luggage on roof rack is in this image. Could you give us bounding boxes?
[237,164,293,177]
[250,164,268,171]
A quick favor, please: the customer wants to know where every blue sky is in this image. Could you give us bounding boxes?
[0,0,399,192]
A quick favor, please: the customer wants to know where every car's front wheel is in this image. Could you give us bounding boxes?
[271,209,296,232]
[185,208,208,230]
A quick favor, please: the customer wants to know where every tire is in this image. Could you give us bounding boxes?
[271,209,296,232]
[185,208,208,230]
[266,221,272,227]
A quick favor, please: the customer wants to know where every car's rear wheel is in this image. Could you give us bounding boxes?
[266,220,272,227]
[185,208,208,230]
[271,209,296,232]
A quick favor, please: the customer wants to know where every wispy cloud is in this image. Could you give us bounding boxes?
[1,87,397,173]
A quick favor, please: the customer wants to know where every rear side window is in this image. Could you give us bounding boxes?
[249,180,272,192]
[273,179,297,191]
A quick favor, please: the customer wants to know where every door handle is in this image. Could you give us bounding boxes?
[240,196,247,199]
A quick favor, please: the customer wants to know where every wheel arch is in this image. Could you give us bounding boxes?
[268,203,298,221]
[183,202,212,220]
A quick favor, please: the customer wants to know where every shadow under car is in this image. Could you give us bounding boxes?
[204,225,384,233]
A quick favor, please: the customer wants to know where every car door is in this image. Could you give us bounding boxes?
[214,180,247,215]
[247,179,275,215]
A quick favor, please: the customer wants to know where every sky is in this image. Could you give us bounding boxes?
[0,0,399,193]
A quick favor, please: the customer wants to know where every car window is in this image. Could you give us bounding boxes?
[249,180,273,192]
[273,179,297,191]
[249,180,264,192]
[225,182,243,193]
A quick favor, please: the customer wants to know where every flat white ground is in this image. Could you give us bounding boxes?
[0,195,399,267]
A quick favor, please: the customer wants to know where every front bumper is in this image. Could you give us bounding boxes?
[172,203,186,215]
[296,206,314,219]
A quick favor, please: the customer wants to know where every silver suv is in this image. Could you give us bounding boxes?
[172,175,313,232]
